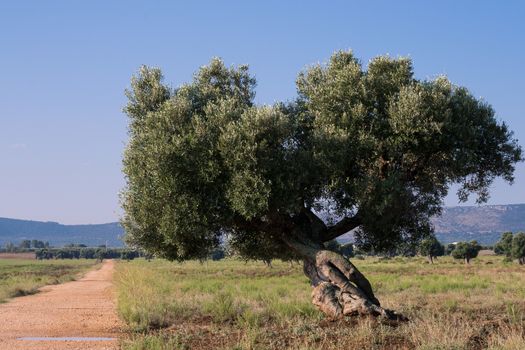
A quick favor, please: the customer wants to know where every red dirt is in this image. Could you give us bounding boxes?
[0,259,122,349]
[0,252,36,259]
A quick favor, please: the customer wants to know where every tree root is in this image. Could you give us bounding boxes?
[311,282,408,322]
[283,238,408,323]
[308,250,408,323]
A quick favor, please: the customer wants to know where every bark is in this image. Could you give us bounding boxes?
[284,236,407,322]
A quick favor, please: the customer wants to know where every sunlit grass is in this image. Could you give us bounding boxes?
[116,256,525,349]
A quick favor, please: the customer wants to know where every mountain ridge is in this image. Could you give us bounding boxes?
[0,217,124,247]
[2,203,525,247]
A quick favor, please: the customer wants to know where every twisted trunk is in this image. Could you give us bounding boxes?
[283,235,407,322]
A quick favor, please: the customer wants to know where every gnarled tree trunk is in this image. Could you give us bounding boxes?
[284,236,407,322]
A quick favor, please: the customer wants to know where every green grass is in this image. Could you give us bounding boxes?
[116,256,525,349]
[0,258,98,302]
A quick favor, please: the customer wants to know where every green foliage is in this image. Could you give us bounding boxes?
[121,250,140,261]
[451,241,482,263]
[209,247,226,261]
[511,232,525,262]
[419,236,445,259]
[495,231,514,257]
[122,51,522,260]
[339,243,354,258]
[445,243,456,255]
[31,240,48,248]
[324,239,341,252]
[323,240,354,258]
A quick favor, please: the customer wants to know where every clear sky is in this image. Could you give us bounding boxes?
[1,1,524,224]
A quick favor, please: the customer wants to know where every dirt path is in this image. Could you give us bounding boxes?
[0,260,122,350]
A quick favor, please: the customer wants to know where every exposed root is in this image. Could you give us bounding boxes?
[312,282,408,323]
[308,250,408,323]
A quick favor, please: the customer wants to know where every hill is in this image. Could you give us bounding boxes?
[0,218,124,247]
[2,203,525,248]
[336,204,525,246]
[432,204,525,245]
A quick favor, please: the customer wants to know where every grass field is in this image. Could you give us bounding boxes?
[0,258,99,303]
[115,256,525,350]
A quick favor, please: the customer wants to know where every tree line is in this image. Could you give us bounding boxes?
[34,247,146,261]
[418,232,525,265]
[2,240,50,252]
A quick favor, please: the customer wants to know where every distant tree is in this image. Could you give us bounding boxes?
[80,248,96,259]
[19,240,31,249]
[59,248,80,259]
[418,236,445,263]
[54,249,70,259]
[210,247,226,261]
[451,241,481,264]
[143,251,154,262]
[324,239,342,253]
[122,51,522,321]
[494,232,513,258]
[339,243,354,258]
[94,248,106,261]
[511,232,525,265]
[445,243,456,255]
[120,250,138,261]
[5,242,15,252]
[35,249,52,260]
[65,243,87,248]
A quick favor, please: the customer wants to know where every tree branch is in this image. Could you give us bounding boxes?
[320,213,362,242]
[301,208,328,239]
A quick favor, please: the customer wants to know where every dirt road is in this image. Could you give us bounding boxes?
[0,260,121,350]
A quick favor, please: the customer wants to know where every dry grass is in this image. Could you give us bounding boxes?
[115,256,525,350]
[0,258,98,302]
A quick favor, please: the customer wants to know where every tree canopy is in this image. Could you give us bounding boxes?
[451,241,482,263]
[121,51,522,261]
[418,236,444,263]
[511,233,525,264]
[494,231,514,257]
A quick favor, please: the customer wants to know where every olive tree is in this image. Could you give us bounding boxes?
[451,241,482,264]
[418,236,444,264]
[511,233,525,265]
[121,51,522,321]
[494,231,513,258]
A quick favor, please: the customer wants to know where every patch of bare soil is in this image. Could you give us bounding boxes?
[0,260,121,350]
[0,252,36,259]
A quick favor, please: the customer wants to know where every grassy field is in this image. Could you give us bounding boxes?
[0,258,99,302]
[115,256,525,350]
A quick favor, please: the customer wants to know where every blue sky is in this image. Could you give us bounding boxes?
[1,1,524,224]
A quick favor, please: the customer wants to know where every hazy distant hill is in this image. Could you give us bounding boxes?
[337,204,525,246]
[0,218,124,247]
[2,203,525,248]
[432,204,525,245]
